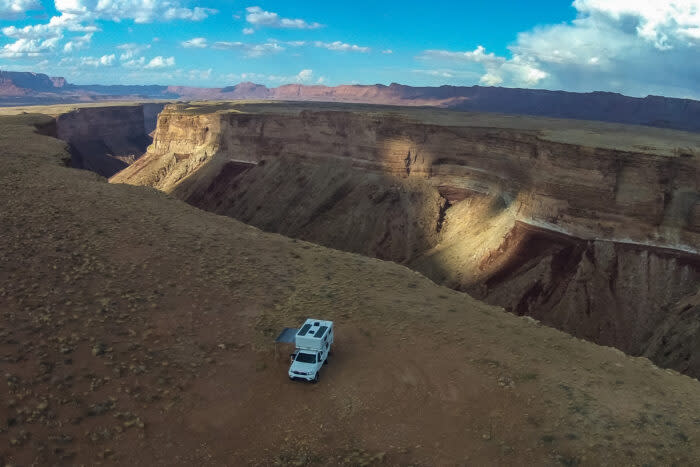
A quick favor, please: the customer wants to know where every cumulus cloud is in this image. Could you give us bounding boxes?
[213,40,286,58]
[314,41,370,53]
[116,42,151,60]
[184,68,212,80]
[181,37,208,48]
[2,14,95,41]
[144,56,175,69]
[0,37,61,57]
[187,38,370,57]
[295,69,313,83]
[0,0,41,19]
[80,54,116,67]
[163,7,217,22]
[225,68,323,85]
[1,1,218,59]
[418,0,700,98]
[63,33,93,52]
[245,6,322,30]
[242,28,255,35]
[420,46,505,66]
[121,56,146,68]
[54,0,218,24]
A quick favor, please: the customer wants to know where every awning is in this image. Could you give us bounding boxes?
[275,327,298,343]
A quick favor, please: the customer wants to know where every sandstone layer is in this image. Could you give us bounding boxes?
[111,103,700,377]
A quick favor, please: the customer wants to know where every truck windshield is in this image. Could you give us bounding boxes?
[295,353,316,363]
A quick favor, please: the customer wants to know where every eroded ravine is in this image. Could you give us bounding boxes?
[52,103,165,177]
[108,103,700,377]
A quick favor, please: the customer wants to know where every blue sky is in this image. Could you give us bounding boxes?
[1,1,699,99]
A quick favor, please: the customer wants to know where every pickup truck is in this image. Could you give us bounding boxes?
[288,319,334,383]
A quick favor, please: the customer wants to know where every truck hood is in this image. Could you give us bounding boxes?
[289,361,317,374]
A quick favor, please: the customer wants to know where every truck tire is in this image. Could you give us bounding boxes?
[312,373,319,384]
[324,357,329,365]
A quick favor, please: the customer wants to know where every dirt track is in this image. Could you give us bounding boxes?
[2,114,700,465]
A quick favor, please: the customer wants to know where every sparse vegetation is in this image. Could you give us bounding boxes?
[0,110,699,465]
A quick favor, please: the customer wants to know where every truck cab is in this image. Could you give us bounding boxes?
[288,319,334,383]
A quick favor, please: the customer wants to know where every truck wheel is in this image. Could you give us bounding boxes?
[324,357,329,365]
[312,373,319,384]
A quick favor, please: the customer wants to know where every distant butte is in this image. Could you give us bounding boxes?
[1,69,700,132]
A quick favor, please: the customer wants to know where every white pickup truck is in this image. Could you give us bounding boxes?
[288,319,334,383]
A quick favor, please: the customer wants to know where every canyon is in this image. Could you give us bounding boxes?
[2,101,700,465]
[111,102,700,378]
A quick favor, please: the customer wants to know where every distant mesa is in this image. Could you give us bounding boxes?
[1,69,700,132]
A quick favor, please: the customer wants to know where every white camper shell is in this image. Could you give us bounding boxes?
[288,319,334,383]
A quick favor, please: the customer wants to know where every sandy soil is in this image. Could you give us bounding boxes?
[2,114,700,465]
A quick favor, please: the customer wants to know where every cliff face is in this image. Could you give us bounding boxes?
[0,70,61,95]
[111,104,700,376]
[56,104,165,177]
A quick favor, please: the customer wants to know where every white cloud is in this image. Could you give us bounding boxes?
[245,6,322,30]
[122,56,146,68]
[0,1,218,61]
[2,14,94,42]
[295,69,313,83]
[54,0,218,24]
[163,7,217,22]
[181,37,208,48]
[213,40,286,58]
[191,38,370,58]
[572,0,700,49]
[63,32,92,52]
[382,49,393,54]
[314,41,370,53]
[225,69,319,85]
[0,37,61,57]
[80,53,116,67]
[420,46,505,66]
[418,1,700,98]
[412,68,483,81]
[242,27,255,35]
[414,69,455,79]
[116,42,150,60]
[186,68,212,80]
[0,0,41,19]
[144,56,175,69]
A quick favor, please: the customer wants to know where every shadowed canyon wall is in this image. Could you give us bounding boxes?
[111,105,700,376]
[55,104,164,177]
